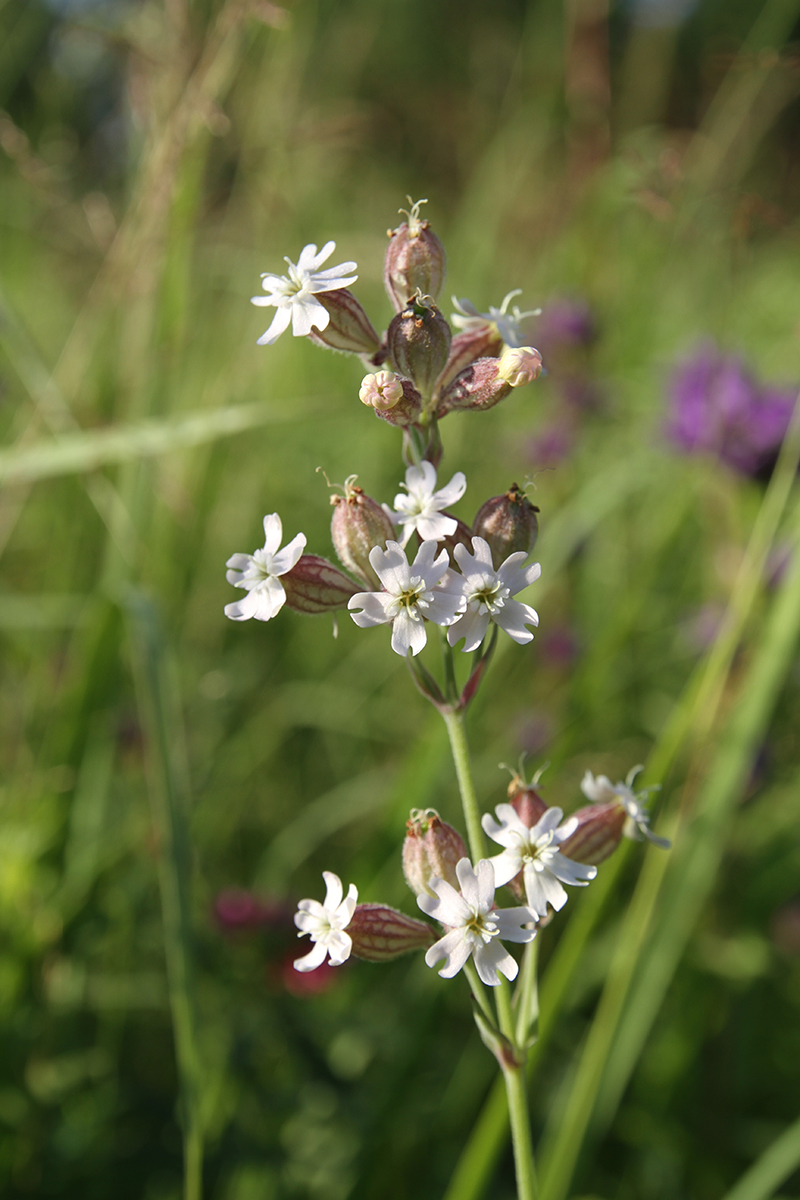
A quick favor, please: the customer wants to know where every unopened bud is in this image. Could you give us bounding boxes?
[558,802,626,866]
[307,289,381,355]
[359,370,405,411]
[387,294,451,399]
[281,555,360,613]
[402,808,468,897]
[330,477,395,589]
[507,776,549,828]
[384,198,446,312]
[497,345,542,387]
[436,357,512,417]
[436,328,504,393]
[359,372,423,428]
[348,903,435,961]
[473,484,539,569]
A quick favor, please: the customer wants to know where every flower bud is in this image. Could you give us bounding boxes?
[507,775,549,827]
[497,345,542,387]
[558,802,627,866]
[281,555,360,613]
[330,477,395,589]
[306,289,381,355]
[384,198,446,312]
[402,808,468,897]
[387,294,451,399]
[348,903,435,962]
[436,328,504,393]
[435,357,512,417]
[360,372,423,428]
[473,484,539,569]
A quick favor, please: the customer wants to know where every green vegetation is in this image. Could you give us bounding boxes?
[1,1,800,1197]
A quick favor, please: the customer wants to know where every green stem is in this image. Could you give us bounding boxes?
[514,939,540,1048]
[464,961,496,1028]
[442,707,487,863]
[496,983,538,1200]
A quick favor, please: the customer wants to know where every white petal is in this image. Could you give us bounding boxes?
[405,462,437,494]
[475,859,496,911]
[580,771,614,802]
[322,871,343,912]
[291,296,329,337]
[261,513,284,556]
[416,512,457,542]
[390,609,427,656]
[547,851,597,885]
[525,865,568,914]
[496,554,541,596]
[494,598,538,643]
[425,928,472,978]
[348,591,393,627]
[256,305,293,345]
[448,607,490,653]
[474,940,518,986]
[434,471,467,507]
[494,907,538,943]
[225,552,252,573]
[326,931,353,965]
[247,577,287,621]
[270,532,307,575]
[455,858,480,908]
[296,242,323,270]
[418,875,472,927]
[425,588,466,628]
[338,884,359,924]
[369,541,410,594]
[531,807,565,837]
[293,941,329,972]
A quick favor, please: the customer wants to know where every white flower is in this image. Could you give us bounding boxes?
[251,241,358,345]
[447,536,541,652]
[294,871,358,972]
[224,513,306,622]
[385,462,467,548]
[348,539,465,657]
[482,804,597,919]
[581,768,671,849]
[417,858,537,986]
[450,290,541,349]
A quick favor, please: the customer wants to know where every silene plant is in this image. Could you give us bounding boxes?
[226,199,671,1199]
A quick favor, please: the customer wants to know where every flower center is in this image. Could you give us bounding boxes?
[387,576,430,620]
[467,578,508,615]
[464,911,499,946]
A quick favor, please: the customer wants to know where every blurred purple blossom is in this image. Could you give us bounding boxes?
[538,299,597,349]
[528,421,574,466]
[666,342,797,477]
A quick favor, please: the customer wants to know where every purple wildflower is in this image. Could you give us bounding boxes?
[666,342,796,477]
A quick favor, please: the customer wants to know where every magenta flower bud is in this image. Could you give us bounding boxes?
[348,903,435,962]
[402,808,468,897]
[473,484,540,569]
[436,327,505,393]
[387,295,452,399]
[497,345,542,387]
[558,802,627,866]
[436,357,516,417]
[384,198,447,312]
[360,372,423,428]
[281,555,360,614]
[306,288,381,355]
[330,477,395,589]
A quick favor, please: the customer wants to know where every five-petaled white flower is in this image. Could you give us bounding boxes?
[224,513,306,622]
[447,536,541,652]
[450,290,541,349]
[348,540,465,657]
[385,462,467,548]
[251,241,358,345]
[294,871,358,972]
[417,857,537,986]
[482,805,597,919]
[581,768,671,849]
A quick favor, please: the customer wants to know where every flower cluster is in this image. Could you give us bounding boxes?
[225,463,541,660]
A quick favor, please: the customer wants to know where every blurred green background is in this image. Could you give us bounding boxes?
[2,0,800,1197]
